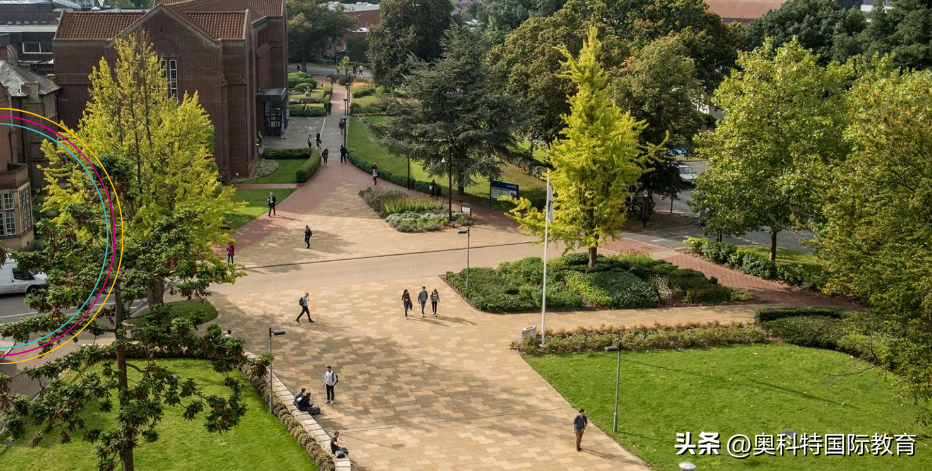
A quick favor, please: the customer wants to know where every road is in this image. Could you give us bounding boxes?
[0,295,147,323]
[642,161,814,253]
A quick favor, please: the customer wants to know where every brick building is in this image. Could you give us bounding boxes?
[53,0,288,180]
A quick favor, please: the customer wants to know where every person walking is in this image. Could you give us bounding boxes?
[268,192,277,217]
[371,164,379,186]
[226,242,235,264]
[304,225,313,248]
[296,292,313,323]
[322,148,329,164]
[417,287,428,318]
[307,133,314,152]
[339,118,346,136]
[340,145,348,164]
[428,180,437,198]
[315,133,322,153]
[324,365,339,404]
[573,409,588,452]
[401,289,411,319]
[430,288,440,317]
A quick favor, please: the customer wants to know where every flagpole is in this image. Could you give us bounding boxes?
[541,172,551,347]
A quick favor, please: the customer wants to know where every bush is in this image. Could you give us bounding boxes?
[513,322,769,354]
[760,316,844,349]
[296,150,321,183]
[289,103,327,117]
[738,249,777,279]
[293,82,315,92]
[526,282,583,310]
[384,210,470,232]
[352,87,376,98]
[687,237,825,288]
[564,271,660,309]
[261,148,310,159]
[381,196,443,215]
[447,269,536,313]
[347,150,433,193]
[668,268,709,291]
[683,284,740,304]
[288,72,315,88]
[359,187,407,213]
[754,307,851,323]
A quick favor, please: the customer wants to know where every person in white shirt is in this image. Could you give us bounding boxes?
[324,365,339,404]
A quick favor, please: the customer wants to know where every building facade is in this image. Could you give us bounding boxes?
[53,0,288,180]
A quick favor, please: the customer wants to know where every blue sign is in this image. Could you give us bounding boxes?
[490,180,519,204]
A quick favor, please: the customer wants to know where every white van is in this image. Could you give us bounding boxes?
[0,258,48,295]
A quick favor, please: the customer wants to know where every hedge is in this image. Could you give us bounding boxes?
[564,271,660,309]
[685,237,827,290]
[289,103,327,117]
[755,307,851,323]
[755,307,882,361]
[346,148,433,193]
[288,72,315,89]
[296,149,321,183]
[261,148,312,159]
[352,87,376,98]
[293,82,315,92]
[513,322,769,355]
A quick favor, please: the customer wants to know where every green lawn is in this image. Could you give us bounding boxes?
[127,299,219,327]
[0,359,318,471]
[738,245,824,267]
[349,116,546,208]
[525,344,930,471]
[249,159,306,185]
[226,188,296,230]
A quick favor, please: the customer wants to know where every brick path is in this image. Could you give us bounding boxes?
[209,86,849,471]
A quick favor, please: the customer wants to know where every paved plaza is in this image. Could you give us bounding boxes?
[207,84,845,471]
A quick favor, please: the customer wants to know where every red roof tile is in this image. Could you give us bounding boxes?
[346,9,380,28]
[157,0,283,18]
[705,0,787,22]
[186,11,247,39]
[55,11,145,40]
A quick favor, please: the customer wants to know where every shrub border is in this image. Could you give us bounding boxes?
[240,352,350,471]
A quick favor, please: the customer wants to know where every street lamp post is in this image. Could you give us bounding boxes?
[458,226,471,296]
[268,327,286,414]
[604,343,622,433]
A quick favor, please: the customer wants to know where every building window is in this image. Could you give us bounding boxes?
[22,42,52,54]
[168,59,178,99]
[3,193,13,210]
[19,188,30,232]
[5,211,15,236]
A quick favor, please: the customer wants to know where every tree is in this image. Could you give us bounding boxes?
[691,39,851,261]
[0,32,248,471]
[367,0,453,88]
[744,0,866,65]
[816,60,932,406]
[613,33,702,147]
[507,27,649,267]
[487,5,589,147]
[371,24,518,202]
[483,0,568,43]
[591,0,742,92]
[288,0,356,70]
[861,0,932,70]
[346,34,369,63]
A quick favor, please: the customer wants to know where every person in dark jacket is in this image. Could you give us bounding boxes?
[331,431,349,457]
[268,192,276,217]
[340,145,348,164]
[304,225,313,249]
[322,148,329,164]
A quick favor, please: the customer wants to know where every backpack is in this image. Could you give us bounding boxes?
[335,451,346,459]
[309,406,321,415]
[298,297,305,306]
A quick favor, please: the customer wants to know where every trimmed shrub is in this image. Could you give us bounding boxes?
[347,150,433,193]
[381,196,443,215]
[687,237,826,289]
[564,271,660,308]
[760,315,844,349]
[352,86,376,98]
[738,249,777,279]
[296,150,321,183]
[293,82,315,92]
[447,268,536,312]
[513,322,769,354]
[755,307,851,323]
[683,284,739,304]
[288,72,315,88]
[359,187,406,213]
[668,268,708,291]
[289,103,327,117]
[525,282,583,310]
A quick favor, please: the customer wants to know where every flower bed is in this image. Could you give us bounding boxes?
[446,253,753,313]
[359,187,470,232]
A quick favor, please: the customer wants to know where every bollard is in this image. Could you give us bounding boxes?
[679,462,696,471]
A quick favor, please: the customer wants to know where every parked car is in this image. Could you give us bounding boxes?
[0,258,48,295]
[678,164,697,185]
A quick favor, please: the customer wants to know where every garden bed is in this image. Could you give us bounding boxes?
[359,187,470,232]
[446,253,753,313]
[686,237,827,290]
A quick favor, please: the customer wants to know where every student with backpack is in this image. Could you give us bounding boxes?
[324,366,339,404]
[304,225,313,249]
[296,292,313,323]
[430,289,440,317]
[340,145,348,163]
[322,148,329,164]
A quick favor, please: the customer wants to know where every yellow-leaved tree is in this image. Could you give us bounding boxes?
[506,26,650,267]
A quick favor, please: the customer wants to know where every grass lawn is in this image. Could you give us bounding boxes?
[226,188,296,230]
[249,159,305,185]
[525,344,930,471]
[0,359,318,471]
[127,299,219,327]
[349,116,545,208]
[738,245,824,268]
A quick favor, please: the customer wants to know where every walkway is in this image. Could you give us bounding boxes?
[209,85,845,471]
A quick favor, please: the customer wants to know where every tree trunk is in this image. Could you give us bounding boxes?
[588,246,598,268]
[114,290,135,471]
[457,182,465,196]
[770,229,779,262]
[146,278,164,306]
